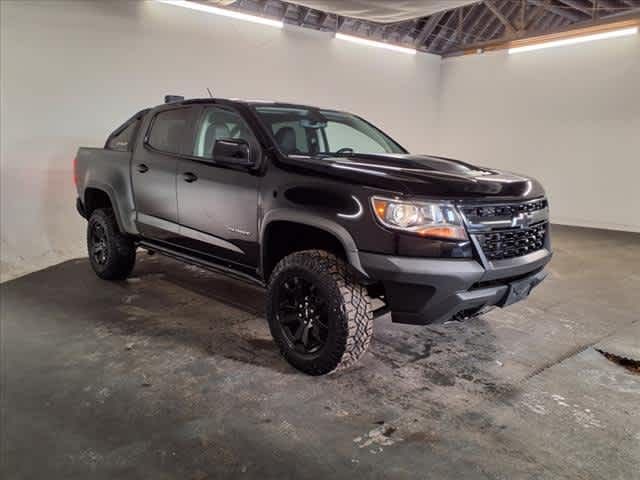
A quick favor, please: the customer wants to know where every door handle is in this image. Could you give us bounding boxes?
[183,172,198,183]
[137,164,149,173]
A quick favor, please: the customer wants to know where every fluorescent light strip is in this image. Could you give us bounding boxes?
[335,33,417,55]
[155,0,283,28]
[509,26,638,54]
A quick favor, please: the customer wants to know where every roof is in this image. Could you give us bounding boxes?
[195,0,640,57]
[161,97,344,112]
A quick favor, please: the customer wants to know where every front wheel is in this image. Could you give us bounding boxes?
[87,208,136,280]
[266,250,373,375]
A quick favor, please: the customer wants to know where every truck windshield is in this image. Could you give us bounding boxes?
[253,106,406,157]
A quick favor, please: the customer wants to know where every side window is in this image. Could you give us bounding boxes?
[147,108,191,155]
[107,119,140,152]
[193,107,256,159]
[325,121,387,154]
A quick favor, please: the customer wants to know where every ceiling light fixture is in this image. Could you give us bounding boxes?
[508,26,638,54]
[335,33,417,55]
[155,0,284,29]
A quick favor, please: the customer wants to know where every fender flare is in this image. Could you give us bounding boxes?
[260,208,367,277]
[83,181,139,235]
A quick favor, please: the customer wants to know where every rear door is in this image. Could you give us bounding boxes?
[132,107,195,240]
[175,105,261,272]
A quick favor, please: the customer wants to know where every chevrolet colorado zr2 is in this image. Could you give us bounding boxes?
[75,95,552,375]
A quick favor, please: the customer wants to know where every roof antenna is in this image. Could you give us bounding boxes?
[206,87,214,98]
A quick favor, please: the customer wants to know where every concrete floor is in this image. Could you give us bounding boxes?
[2,225,639,479]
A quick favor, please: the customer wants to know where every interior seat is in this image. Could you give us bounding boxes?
[274,126,297,154]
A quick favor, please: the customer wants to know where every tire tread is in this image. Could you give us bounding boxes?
[267,250,372,375]
[87,208,136,280]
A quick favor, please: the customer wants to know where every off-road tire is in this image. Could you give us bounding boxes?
[87,208,136,280]
[267,250,373,375]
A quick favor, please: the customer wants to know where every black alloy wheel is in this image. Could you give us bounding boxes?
[90,222,108,266]
[266,250,373,375]
[276,275,329,355]
[86,208,136,280]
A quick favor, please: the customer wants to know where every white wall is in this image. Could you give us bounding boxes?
[435,35,640,232]
[0,0,442,280]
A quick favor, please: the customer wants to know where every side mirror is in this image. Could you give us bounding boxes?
[213,139,254,167]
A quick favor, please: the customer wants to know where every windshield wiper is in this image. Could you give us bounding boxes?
[313,151,355,159]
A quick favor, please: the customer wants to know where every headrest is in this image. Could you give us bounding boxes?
[275,126,297,153]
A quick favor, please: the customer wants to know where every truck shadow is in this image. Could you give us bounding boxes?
[125,254,520,402]
[3,253,521,397]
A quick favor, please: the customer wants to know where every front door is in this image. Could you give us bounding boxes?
[132,106,194,241]
[176,105,261,272]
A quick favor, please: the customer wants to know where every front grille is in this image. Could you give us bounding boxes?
[462,198,547,218]
[476,222,547,261]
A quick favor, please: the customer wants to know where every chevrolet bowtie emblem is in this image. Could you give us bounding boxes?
[511,212,533,228]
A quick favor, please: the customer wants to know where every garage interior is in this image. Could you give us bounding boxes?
[1,1,639,479]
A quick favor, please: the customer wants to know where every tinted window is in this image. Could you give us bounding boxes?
[107,119,140,152]
[148,108,190,154]
[193,107,256,159]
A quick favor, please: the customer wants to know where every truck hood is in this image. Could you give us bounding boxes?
[288,153,545,200]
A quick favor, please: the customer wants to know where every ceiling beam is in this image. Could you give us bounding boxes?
[531,10,552,31]
[370,22,386,39]
[461,6,495,44]
[316,12,327,28]
[484,0,517,35]
[463,4,490,33]
[457,8,465,41]
[527,0,583,22]
[281,3,290,20]
[556,0,594,17]
[298,6,311,25]
[539,11,560,29]
[593,0,623,11]
[446,14,640,56]
[551,14,568,28]
[255,0,268,14]
[521,0,528,30]
[442,5,478,51]
[414,12,445,47]
[428,11,459,52]
[525,0,551,30]
[399,19,419,43]
[441,2,503,54]
[475,0,508,40]
[230,0,639,57]
[489,0,520,38]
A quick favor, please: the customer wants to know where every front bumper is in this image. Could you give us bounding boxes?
[359,248,552,325]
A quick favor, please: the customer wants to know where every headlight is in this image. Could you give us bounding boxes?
[371,196,468,241]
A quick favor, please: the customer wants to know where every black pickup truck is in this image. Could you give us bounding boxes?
[75,96,551,375]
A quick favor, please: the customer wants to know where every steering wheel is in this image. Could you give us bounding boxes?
[335,147,354,155]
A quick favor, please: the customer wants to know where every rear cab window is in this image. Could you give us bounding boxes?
[105,109,151,152]
[106,117,144,152]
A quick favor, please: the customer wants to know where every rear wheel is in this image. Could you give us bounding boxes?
[87,208,136,280]
[267,250,373,375]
